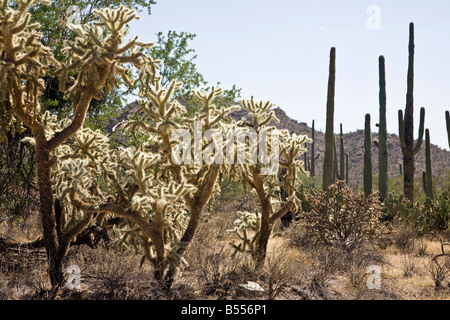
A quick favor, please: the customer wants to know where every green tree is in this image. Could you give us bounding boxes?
[32,0,157,127]
[149,30,241,115]
[150,30,207,97]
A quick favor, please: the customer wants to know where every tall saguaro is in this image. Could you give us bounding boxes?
[398,23,425,202]
[310,120,316,177]
[422,129,434,200]
[446,110,450,148]
[378,56,388,201]
[364,114,373,197]
[323,47,336,190]
[339,123,345,181]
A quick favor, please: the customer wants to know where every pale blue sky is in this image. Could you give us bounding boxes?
[127,0,450,150]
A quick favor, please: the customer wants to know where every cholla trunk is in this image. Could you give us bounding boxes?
[252,167,272,269]
[34,132,62,287]
[163,165,220,289]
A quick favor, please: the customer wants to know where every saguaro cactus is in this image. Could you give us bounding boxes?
[345,152,349,185]
[398,22,425,202]
[323,47,336,190]
[333,136,338,183]
[378,56,388,201]
[446,110,450,148]
[422,129,434,200]
[364,114,373,197]
[310,120,317,177]
[339,124,345,181]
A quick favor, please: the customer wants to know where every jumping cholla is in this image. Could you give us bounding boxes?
[1,0,158,287]
[2,0,311,289]
[227,97,311,267]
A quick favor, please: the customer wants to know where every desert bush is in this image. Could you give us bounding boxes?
[416,238,428,257]
[75,248,166,300]
[188,244,256,299]
[285,221,315,249]
[400,253,418,278]
[427,241,450,290]
[262,248,298,300]
[393,226,417,254]
[299,181,387,252]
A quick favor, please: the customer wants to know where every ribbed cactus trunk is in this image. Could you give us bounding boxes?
[345,152,349,185]
[323,47,336,190]
[446,111,450,149]
[340,123,345,181]
[398,23,425,203]
[422,129,434,200]
[378,56,388,201]
[333,137,338,183]
[310,120,316,177]
[364,114,373,197]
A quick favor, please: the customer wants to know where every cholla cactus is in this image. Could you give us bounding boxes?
[44,116,198,281]
[55,5,157,100]
[231,97,311,268]
[0,0,55,140]
[228,211,262,258]
[120,80,240,285]
[54,78,237,286]
[1,1,157,287]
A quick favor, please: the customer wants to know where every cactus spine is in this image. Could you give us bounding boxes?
[323,47,336,190]
[398,23,425,202]
[446,110,450,148]
[364,114,373,197]
[378,56,388,201]
[422,129,434,200]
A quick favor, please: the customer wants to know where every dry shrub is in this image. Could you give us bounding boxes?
[299,182,388,252]
[394,226,417,254]
[285,222,315,249]
[262,248,299,300]
[66,247,166,300]
[416,238,428,257]
[188,243,257,299]
[344,250,387,296]
[427,242,450,290]
[301,244,388,300]
[0,252,48,300]
[400,253,418,278]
